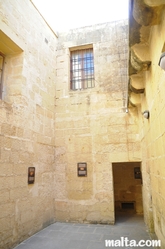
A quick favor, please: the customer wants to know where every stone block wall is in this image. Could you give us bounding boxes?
[0,2,147,248]
[139,8,165,247]
[55,20,142,224]
[0,1,57,248]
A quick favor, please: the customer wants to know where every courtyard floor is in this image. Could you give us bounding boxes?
[13,213,157,249]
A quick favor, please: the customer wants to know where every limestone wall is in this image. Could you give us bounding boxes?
[55,20,141,224]
[0,2,146,248]
[139,7,165,247]
[0,1,57,248]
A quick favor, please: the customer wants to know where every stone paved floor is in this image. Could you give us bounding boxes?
[13,214,157,249]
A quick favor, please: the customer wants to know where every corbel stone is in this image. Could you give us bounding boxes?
[130,44,151,72]
[129,92,142,106]
[129,75,145,94]
[130,73,145,90]
[129,84,144,94]
[133,0,162,26]
[144,0,165,7]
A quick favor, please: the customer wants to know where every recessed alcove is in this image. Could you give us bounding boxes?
[112,162,143,218]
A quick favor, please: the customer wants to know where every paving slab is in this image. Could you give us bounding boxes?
[13,214,157,249]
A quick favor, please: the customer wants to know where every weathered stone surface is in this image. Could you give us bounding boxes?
[0,1,57,248]
[129,0,165,247]
[54,20,141,226]
[3,0,163,248]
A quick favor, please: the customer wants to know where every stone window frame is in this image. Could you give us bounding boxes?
[70,44,95,90]
[0,22,24,101]
[0,52,5,99]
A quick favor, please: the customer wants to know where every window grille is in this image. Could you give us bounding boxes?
[70,48,94,90]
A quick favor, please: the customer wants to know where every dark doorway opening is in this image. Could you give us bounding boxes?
[112,162,143,219]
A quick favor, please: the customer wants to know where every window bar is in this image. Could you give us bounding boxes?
[81,50,84,89]
[70,48,94,90]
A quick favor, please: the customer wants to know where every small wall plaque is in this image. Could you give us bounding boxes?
[77,162,87,177]
[28,167,35,184]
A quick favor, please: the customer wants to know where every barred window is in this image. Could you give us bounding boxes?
[70,48,94,90]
